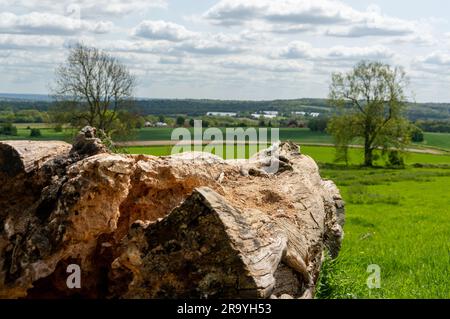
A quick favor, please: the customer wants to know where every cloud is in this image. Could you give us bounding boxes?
[323,45,394,60]
[133,20,196,42]
[203,0,417,38]
[277,41,394,61]
[0,12,113,35]
[176,38,244,55]
[219,56,305,73]
[326,21,415,38]
[420,52,450,66]
[0,0,167,17]
[0,34,64,50]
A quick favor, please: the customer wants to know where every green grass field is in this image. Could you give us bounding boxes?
[317,168,450,299]
[415,132,450,151]
[3,125,449,152]
[123,127,334,144]
[0,127,76,141]
[124,144,450,165]
[124,144,450,299]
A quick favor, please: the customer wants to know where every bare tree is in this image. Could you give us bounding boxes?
[52,43,136,135]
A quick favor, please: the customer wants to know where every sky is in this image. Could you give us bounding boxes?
[1,0,450,102]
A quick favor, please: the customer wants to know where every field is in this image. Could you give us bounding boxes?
[416,132,450,151]
[124,143,450,299]
[317,167,450,299]
[1,126,334,144]
[3,125,450,152]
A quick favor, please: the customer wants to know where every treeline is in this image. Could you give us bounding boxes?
[416,120,450,133]
[407,102,450,121]
[0,109,49,123]
[134,98,331,116]
[1,98,450,123]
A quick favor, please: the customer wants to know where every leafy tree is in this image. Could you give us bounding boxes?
[189,118,195,127]
[308,117,329,132]
[410,125,424,142]
[52,43,136,136]
[0,123,18,136]
[30,128,42,137]
[176,116,185,126]
[328,61,411,166]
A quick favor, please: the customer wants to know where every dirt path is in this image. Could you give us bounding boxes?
[115,140,446,155]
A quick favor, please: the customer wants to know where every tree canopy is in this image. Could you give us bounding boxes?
[328,61,411,166]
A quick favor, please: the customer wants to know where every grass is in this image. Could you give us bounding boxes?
[316,170,450,299]
[0,127,76,141]
[415,132,450,151]
[123,127,334,144]
[3,125,449,153]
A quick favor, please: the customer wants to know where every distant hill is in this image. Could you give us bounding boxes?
[0,93,53,102]
[0,94,449,121]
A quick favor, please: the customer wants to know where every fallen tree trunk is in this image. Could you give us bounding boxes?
[0,140,71,176]
[0,127,344,299]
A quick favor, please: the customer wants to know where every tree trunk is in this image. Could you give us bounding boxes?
[364,142,373,167]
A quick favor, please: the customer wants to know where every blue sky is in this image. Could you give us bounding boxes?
[1,0,450,102]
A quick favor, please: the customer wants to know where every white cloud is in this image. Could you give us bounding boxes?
[277,41,394,61]
[0,34,64,50]
[204,0,418,38]
[0,0,167,17]
[0,12,113,35]
[219,56,305,73]
[176,37,245,55]
[133,20,196,42]
[420,52,450,66]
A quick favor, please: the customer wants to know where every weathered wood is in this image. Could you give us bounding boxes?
[0,128,345,299]
[0,140,71,176]
[110,187,288,299]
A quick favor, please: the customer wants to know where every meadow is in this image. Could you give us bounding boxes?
[1,126,334,144]
[124,143,450,299]
[416,132,450,151]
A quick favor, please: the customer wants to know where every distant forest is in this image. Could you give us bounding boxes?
[1,96,449,125]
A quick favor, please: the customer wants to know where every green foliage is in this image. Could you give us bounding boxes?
[328,61,410,166]
[0,109,48,123]
[308,116,329,132]
[410,125,424,142]
[0,123,18,136]
[29,128,42,137]
[416,120,450,133]
[176,116,185,126]
[385,150,405,167]
[54,124,63,132]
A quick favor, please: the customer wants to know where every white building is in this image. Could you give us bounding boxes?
[263,111,278,116]
[155,122,168,127]
[206,112,237,117]
[251,113,277,119]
